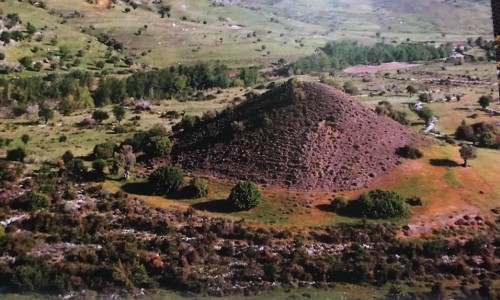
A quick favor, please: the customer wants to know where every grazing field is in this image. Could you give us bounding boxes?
[0,0,494,69]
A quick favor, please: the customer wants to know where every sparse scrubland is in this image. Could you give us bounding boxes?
[0,0,499,299]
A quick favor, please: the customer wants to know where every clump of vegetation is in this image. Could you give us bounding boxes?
[185,177,209,199]
[7,147,27,162]
[418,93,432,103]
[332,190,410,219]
[478,95,491,109]
[459,144,476,167]
[227,181,262,211]
[396,145,423,159]
[375,101,409,125]
[148,165,184,195]
[93,142,117,160]
[357,189,410,219]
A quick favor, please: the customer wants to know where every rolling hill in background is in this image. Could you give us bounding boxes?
[0,0,494,68]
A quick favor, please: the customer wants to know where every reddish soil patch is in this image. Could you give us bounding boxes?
[173,80,425,191]
[343,62,420,74]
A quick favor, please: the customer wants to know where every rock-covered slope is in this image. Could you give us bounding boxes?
[172,79,425,191]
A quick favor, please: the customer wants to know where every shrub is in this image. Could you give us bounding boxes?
[145,136,172,157]
[186,177,209,199]
[343,81,358,95]
[21,134,30,144]
[396,145,423,159]
[330,195,348,212]
[455,121,475,141]
[58,135,67,142]
[67,158,87,177]
[92,159,106,175]
[26,192,49,210]
[7,147,27,162]
[357,189,410,219]
[228,181,262,211]
[418,93,432,103]
[421,239,448,258]
[93,142,116,159]
[38,184,56,195]
[62,150,74,165]
[478,95,491,109]
[148,165,184,195]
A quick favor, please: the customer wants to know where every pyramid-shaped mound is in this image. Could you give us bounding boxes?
[172,79,425,191]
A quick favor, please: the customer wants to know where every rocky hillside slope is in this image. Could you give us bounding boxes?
[173,79,426,191]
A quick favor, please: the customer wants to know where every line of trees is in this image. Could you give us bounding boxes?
[282,41,454,75]
[0,63,259,113]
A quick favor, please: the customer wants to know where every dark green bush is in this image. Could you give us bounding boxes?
[396,145,423,159]
[186,177,209,199]
[93,142,117,159]
[357,189,410,219]
[227,181,261,211]
[330,195,348,212]
[145,136,172,157]
[148,165,184,195]
[92,159,106,175]
[7,147,26,162]
[62,150,74,165]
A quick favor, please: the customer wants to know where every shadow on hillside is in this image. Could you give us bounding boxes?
[14,121,40,126]
[122,182,152,196]
[410,121,426,126]
[429,158,460,167]
[191,199,239,213]
[316,204,334,212]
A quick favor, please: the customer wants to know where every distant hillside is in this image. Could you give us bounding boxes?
[0,0,493,69]
[172,79,426,191]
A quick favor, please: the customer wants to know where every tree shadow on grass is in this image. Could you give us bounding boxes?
[316,204,334,212]
[429,158,460,167]
[191,199,239,213]
[121,182,152,196]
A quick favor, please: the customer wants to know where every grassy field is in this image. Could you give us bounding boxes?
[0,0,494,70]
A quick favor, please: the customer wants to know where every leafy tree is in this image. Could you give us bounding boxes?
[67,158,87,178]
[92,110,109,125]
[93,142,116,159]
[227,181,262,210]
[38,106,54,124]
[112,105,126,124]
[406,85,417,96]
[148,165,184,195]
[459,144,476,167]
[417,106,434,124]
[114,145,136,172]
[478,95,491,109]
[7,147,27,162]
[357,189,410,219]
[21,134,30,144]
